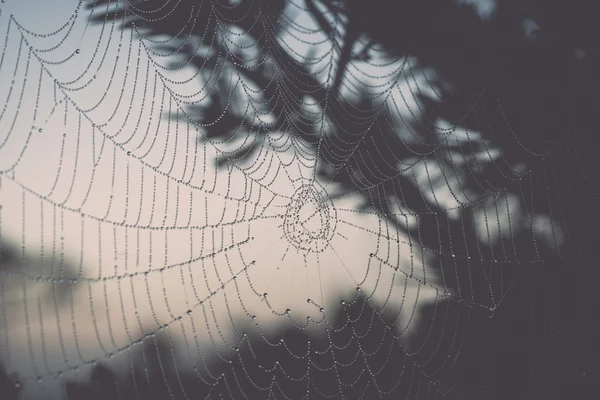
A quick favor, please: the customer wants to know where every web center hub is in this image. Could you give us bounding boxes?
[283,184,337,253]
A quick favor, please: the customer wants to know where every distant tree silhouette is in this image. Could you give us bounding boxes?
[63,293,442,399]
[0,364,20,400]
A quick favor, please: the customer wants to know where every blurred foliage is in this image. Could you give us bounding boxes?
[1,0,596,398]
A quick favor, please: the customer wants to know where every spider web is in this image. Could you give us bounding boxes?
[0,0,597,399]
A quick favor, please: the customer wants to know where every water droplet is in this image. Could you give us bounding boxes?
[75,49,80,54]
[285,309,291,314]
[340,300,346,305]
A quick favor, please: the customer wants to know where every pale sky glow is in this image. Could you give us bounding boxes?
[0,2,442,398]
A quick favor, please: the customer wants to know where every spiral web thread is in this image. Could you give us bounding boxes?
[0,0,597,399]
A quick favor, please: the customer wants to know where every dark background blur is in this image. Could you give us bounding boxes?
[2,0,599,399]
